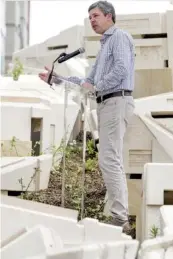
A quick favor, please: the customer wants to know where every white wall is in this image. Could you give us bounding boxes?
[142,163,173,241]
[12,25,86,78]
[0,76,80,155]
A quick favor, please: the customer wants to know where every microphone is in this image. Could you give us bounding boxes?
[58,47,85,63]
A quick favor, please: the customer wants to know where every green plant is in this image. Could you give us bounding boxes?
[11,58,23,80]
[19,166,41,198]
[10,136,19,156]
[85,157,97,171]
[150,225,160,238]
[86,139,96,157]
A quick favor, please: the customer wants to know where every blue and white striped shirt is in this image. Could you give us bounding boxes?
[55,25,135,96]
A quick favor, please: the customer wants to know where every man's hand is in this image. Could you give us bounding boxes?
[39,66,51,83]
[81,82,94,92]
[38,66,59,84]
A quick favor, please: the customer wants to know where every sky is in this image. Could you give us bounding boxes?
[29,1,171,46]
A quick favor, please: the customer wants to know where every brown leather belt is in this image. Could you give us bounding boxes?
[96,90,132,103]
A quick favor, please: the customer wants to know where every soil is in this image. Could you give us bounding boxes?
[20,131,136,238]
[21,131,108,221]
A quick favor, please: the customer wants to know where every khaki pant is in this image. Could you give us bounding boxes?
[97,95,135,222]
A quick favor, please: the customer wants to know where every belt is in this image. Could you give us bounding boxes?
[96,90,132,103]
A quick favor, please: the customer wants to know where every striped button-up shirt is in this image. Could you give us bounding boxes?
[55,25,135,96]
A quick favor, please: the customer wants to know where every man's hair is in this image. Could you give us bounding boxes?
[88,1,116,23]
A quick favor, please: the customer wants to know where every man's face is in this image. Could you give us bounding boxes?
[89,7,112,34]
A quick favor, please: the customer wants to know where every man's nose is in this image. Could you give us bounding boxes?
[90,17,95,23]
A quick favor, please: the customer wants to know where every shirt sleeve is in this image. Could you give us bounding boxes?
[96,31,133,91]
[52,61,97,86]
[53,75,83,86]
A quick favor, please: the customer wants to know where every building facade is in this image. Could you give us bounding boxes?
[5,1,30,74]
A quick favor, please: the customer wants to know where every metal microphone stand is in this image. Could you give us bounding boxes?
[47,51,68,207]
[47,52,89,216]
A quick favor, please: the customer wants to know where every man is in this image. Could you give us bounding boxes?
[39,1,135,234]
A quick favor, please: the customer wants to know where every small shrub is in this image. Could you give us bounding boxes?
[150,225,160,238]
[10,58,24,80]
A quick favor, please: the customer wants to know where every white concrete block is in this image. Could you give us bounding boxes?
[1,225,63,259]
[49,240,138,259]
[85,38,168,69]
[103,242,125,259]
[166,10,173,72]
[85,41,100,57]
[0,77,80,159]
[87,58,96,67]
[84,13,165,37]
[13,25,85,78]
[141,235,173,253]
[165,246,173,259]
[81,245,102,259]
[1,157,39,191]
[152,139,173,163]
[1,155,52,192]
[142,163,173,240]
[134,38,168,69]
[47,246,83,259]
[1,139,32,157]
[79,218,122,244]
[124,240,139,259]
[164,227,173,236]
[25,256,46,259]
[134,92,173,117]
[144,164,173,205]
[117,13,166,35]
[143,206,161,240]
[103,240,139,259]
[140,116,173,160]
[134,69,173,98]
[0,227,27,248]
[1,204,83,246]
[160,206,173,235]
[1,103,32,140]
[140,248,165,259]
[37,154,53,190]
[48,244,121,259]
[1,195,78,220]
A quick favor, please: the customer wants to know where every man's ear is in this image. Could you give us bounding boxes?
[106,13,112,21]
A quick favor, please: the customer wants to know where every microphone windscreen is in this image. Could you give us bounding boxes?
[79,47,85,54]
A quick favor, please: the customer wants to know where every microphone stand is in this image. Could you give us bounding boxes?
[61,69,69,208]
[47,50,68,207]
[47,51,88,215]
[80,93,87,220]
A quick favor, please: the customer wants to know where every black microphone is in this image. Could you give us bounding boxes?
[58,47,85,63]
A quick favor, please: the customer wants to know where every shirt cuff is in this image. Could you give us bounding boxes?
[80,79,85,86]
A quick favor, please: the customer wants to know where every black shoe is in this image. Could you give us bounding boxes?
[111,218,133,237]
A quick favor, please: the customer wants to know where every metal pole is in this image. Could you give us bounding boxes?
[81,93,87,219]
[61,83,68,207]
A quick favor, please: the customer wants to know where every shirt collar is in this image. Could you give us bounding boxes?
[104,25,117,35]
[100,25,116,43]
